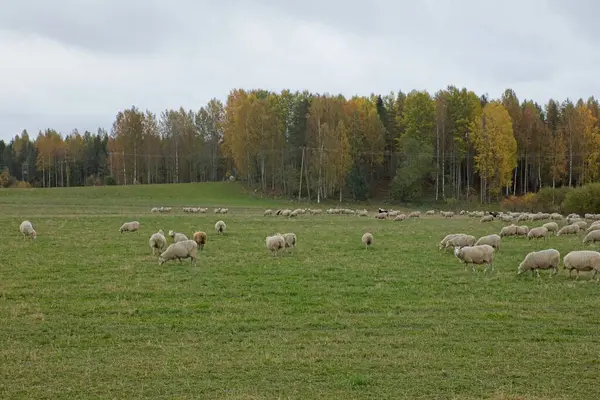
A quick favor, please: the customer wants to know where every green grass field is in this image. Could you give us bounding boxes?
[1,183,600,399]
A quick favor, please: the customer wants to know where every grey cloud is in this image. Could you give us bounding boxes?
[1,0,599,142]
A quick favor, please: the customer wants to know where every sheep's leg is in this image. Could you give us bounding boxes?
[535,269,540,278]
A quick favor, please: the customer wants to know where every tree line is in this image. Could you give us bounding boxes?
[1,87,599,204]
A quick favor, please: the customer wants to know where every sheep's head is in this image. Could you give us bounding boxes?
[158,255,166,265]
[517,262,525,275]
[168,230,175,237]
[158,229,164,235]
[453,247,462,258]
[31,230,37,239]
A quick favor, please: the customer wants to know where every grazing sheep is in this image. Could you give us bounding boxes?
[445,234,476,250]
[375,212,387,220]
[158,239,199,266]
[542,222,559,234]
[500,224,518,237]
[475,234,501,250]
[408,211,421,219]
[151,207,159,213]
[19,220,37,239]
[362,232,373,249]
[193,231,207,250]
[265,234,286,256]
[517,249,560,277]
[394,214,406,221]
[454,244,495,272]
[527,226,549,241]
[215,220,226,234]
[357,209,368,217]
[278,232,297,250]
[168,230,188,243]
[149,229,167,256]
[557,224,579,236]
[439,233,466,250]
[516,225,530,236]
[500,215,513,223]
[425,210,435,216]
[214,208,221,213]
[441,211,455,218]
[583,230,600,245]
[264,209,273,216]
[480,215,494,223]
[119,221,140,233]
[220,208,229,214]
[281,209,291,217]
[572,220,587,230]
[550,213,563,220]
[563,250,600,280]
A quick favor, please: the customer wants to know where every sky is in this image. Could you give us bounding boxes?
[0,0,598,142]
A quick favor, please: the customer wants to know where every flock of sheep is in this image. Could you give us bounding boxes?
[17,205,600,279]
[435,210,600,279]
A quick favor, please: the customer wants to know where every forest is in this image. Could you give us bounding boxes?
[1,87,599,205]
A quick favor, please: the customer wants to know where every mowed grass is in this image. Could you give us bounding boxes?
[2,184,600,399]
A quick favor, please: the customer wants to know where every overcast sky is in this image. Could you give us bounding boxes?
[0,0,597,142]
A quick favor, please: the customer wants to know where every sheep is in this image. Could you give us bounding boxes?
[158,239,199,266]
[441,211,454,218]
[454,244,495,272]
[583,230,600,245]
[215,220,226,234]
[500,224,518,237]
[563,250,600,280]
[475,234,501,250]
[500,215,513,223]
[193,231,207,250]
[480,215,494,223]
[281,209,291,217]
[439,233,465,250]
[445,234,476,249]
[527,226,549,241]
[266,234,286,256]
[517,249,560,277]
[362,232,373,249]
[408,211,421,218]
[557,224,579,236]
[168,230,188,243]
[264,209,273,216]
[151,207,159,213]
[550,213,563,220]
[572,220,587,230]
[375,212,387,220]
[149,229,167,256]
[278,232,297,251]
[394,214,406,221]
[214,208,221,213]
[220,208,229,214]
[586,223,600,234]
[516,225,529,236]
[542,222,559,234]
[119,221,140,233]
[357,209,368,217]
[425,210,435,216]
[19,220,37,239]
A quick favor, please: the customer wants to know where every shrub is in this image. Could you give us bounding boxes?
[500,193,538,212]
[562,183,600,214]
[0,168,15,188]
[535,187,572,213]
[104,175,117,186]
[11,180,32,188]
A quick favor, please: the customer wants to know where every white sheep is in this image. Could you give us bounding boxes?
[441,211,454,218]
[425,210,435,216]
[439,233,465,250]
[149,229,167,256]
[375,212,387,220]
[517,249,560,277]
[158,239,199,266]
[220,208,229,214]
[19,220,37,239]
[480,215,494,223]
[265,234,286,256]
[362,232,373,249]
[264,209,273,216]
[583,230,600,245]
[454,244,495,272]
[445,234,476,250]
[475,234,501,250]
[214,208,221,213]
[394,214,406,221]
[563,250,600,280]
[499,224,518,237]
[408,211,421,219]
[278,232,297,251]
[516,225,529,236]
[215,220,226,234]
[119,221,140,233]
[557,224,579,236]
[572,220,587,230]
[542,222,559,234]
[527,226,549,241]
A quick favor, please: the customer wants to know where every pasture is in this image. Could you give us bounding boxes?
[1,183,600,399]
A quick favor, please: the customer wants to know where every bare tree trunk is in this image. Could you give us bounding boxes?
[298,147,305,201]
